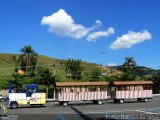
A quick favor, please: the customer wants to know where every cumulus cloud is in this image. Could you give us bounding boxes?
[110,30,152,50]
[95,20,102,26]
[87,27,115,41]
[41,9,101,39]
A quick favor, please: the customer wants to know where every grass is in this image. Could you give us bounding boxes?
[0,53,157,80]
[0,53,100,78]
[0,54,17,76]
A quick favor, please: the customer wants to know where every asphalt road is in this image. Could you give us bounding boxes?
[0,95,160,120]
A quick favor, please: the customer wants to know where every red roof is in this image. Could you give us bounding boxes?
[55,82,109,87]
[111,81,153,85]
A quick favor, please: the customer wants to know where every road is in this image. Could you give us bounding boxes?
[0,95,160,120]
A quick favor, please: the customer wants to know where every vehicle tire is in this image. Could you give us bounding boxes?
[144,98,149,103]
[113,99,118,103]
[119,99,124,104]
[1,98,5,102]
[63,101,68,106]
[92,100,97,104]
[97,100,103,105]
[137,98,142,102]
[59,102,63,105]
[10,102,18,109]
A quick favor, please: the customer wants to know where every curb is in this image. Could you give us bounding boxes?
[153,94,160,96]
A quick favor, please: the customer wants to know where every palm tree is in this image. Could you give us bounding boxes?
[121,57,137,81]
[18,45,38,76]
[123,57,137,72]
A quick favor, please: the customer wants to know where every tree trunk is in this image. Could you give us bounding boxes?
[46,87,48,99]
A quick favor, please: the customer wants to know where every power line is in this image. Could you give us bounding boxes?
[0,64,56,77]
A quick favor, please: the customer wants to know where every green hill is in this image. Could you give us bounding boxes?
[0,54,17,76]
[0,53,158,81]
[0,53,100,79]
[112,65,159,77]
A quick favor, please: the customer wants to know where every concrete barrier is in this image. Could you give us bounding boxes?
[0,90,8,97]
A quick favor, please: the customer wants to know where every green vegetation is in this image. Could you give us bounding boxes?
[90,68,102,82]
[0,46,102,90]
[64,58,83,80]
[121,57,137,81]
[18,45,38,76]
[0,46,159,92]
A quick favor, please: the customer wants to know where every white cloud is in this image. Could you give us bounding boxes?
[87,27,115,41]
[110,30,152,50]
[108,63,117,67]
[95,20,102,26]
[41,9,101,39]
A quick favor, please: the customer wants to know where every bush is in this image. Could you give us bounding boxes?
[0,77,10,90]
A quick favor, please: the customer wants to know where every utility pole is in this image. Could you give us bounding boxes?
[157,66,160,94]
[100,51,105,75]
[156,66,160,76]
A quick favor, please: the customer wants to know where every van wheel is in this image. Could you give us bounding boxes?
[63,102,68,106]
[97,100,103,105]
[119,99,124,104]
[10,102,18,109]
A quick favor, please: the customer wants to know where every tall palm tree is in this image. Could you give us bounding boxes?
[123,57,137,73]
[18,45,38,76]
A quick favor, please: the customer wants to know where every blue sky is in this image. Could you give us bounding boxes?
[0,0,159,69]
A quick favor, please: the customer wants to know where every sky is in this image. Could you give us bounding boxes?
[0,0,159,69]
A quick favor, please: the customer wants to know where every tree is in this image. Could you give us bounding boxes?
[37,67,55,86]
[18,45,38,76]
[0,77,10,90]
[122,57,137,80]
[90,68,101,82]
[10,73,25,92]
[123,57,137,73]
[105,75,120,82]
[36,67,55,98]
[65,58,83,80]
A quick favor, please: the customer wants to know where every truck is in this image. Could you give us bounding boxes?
[8,84,46,109]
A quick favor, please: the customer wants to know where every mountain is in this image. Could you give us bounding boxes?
[112,65,159,76]
[0,53,158,79]
[0,53,101,78]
